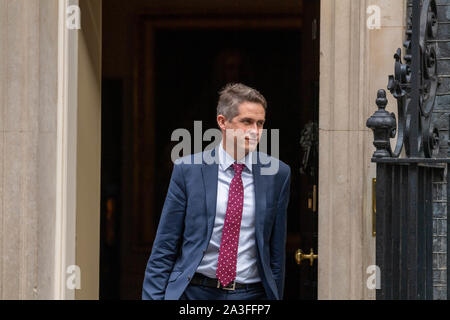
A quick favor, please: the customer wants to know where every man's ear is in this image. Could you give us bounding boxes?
[217,115,227,131]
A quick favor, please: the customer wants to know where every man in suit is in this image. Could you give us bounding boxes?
[142,83,291,300]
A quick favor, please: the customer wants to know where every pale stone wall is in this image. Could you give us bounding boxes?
[0,0,101,300]
[0,0,59,299]
[318,0,406,299]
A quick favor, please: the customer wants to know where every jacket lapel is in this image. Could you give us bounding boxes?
[252,155,267,247]
[201,148,219,242]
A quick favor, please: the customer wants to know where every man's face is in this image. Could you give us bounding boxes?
[218,101,266,156]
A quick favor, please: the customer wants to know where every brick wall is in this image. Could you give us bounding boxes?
[435,0,450,300]
[436,0,450,157]
[432,170,447,299]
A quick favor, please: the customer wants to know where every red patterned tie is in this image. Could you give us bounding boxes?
[216,162,245,287]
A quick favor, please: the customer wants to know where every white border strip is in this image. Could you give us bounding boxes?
[56,0,78,300]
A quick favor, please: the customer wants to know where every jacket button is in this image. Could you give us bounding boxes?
[188,276,191,281]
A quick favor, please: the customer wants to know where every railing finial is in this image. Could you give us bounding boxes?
[366,90,397,159]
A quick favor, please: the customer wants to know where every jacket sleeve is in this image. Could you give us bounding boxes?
[270,166,291,300]
[142,162,187,300]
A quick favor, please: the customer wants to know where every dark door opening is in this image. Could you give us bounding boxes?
[101,1,319,300]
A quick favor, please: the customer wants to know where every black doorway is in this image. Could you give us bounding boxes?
[101,8,319,300]
[153,29,304,300]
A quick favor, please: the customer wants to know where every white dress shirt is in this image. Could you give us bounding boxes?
[196,142,261,283]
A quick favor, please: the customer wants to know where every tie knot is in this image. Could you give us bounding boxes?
[232,163,245,175]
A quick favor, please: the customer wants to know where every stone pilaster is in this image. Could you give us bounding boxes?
[0,0,59,299]
[318,0,406,299]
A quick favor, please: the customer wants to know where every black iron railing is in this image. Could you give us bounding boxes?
[367,0,450,300]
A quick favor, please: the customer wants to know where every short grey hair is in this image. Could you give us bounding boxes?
[216,83,267,121]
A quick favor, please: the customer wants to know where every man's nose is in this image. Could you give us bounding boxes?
[247,126,258,138]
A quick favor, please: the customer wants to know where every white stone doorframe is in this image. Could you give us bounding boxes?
[318,0,406,299]
[56,0,102,300]
[55,0,79,300]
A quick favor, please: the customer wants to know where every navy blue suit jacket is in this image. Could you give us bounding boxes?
[142,147,291,300]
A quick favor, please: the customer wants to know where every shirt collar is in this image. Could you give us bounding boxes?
[218,141,253,173]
